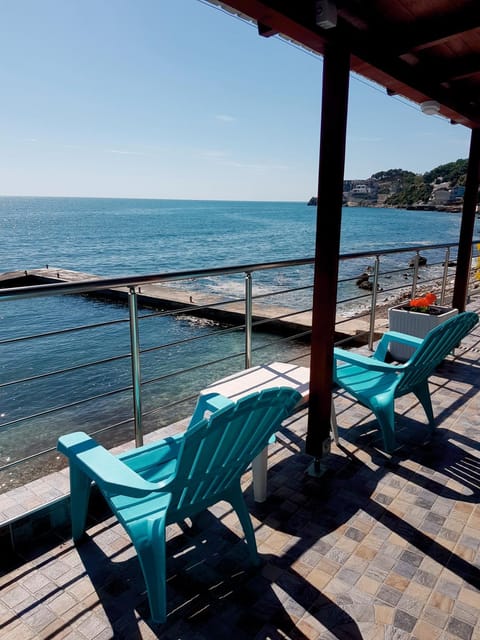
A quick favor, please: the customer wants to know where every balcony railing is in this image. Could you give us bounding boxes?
[1,240,479,492]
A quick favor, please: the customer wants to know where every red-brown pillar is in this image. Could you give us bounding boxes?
[452,127,480,312]
[306,42,350,459]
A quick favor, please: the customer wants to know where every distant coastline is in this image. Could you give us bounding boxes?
[308,160,470,212]
[307,196,462,213]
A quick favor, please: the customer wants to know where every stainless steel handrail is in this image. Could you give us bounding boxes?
[0,241,468,302]
[1,238,479,481]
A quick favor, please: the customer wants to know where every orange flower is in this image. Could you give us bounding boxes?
[410,298,426,307]
[409,292,436,309]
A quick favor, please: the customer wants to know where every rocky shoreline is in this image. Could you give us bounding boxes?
[307,197,462,213]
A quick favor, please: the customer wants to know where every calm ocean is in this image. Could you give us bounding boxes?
[0,196,471,483]
[0,196,465,276]
[0,196,467,313]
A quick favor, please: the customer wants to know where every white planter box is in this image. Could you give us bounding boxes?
[388,304,458,361]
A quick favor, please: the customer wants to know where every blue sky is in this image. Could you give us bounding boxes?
[0,0,472,201]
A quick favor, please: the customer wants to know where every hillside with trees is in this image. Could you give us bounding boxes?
[337,159,473,209]
[379,159,469,208]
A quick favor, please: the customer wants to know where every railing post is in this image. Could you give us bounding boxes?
[411,251,420,298]
[245,272,253,369]
[128,286,143,447]
[368,255,381,350]
[441,247,450,305]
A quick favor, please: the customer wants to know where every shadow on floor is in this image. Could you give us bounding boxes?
[74,511,363,639]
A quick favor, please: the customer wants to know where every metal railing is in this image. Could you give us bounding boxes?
[1,239,479,489]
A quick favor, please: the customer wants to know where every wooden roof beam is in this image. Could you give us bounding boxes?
[234,3,480,121]
[208,1,480,126]
[391,9,480,55]
[424,54,480,84]
[338,0,480,55]
[331,21,480,123]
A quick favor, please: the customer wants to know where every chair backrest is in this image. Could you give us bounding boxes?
[396,311,478,395]
[169,387,301,518]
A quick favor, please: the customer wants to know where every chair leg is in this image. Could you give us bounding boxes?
[251,447,268,503]
[372,397,396,453]
[69,463,92,541]
[229,485,260,566]
[413,382,435,430]
[131,516,168,624]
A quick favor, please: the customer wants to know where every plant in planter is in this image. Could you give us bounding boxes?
[405,292,438,313]
[388,292,458,361]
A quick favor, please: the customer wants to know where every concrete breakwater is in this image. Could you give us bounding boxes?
[0,267,375,343]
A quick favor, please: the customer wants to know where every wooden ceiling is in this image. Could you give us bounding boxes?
[207,0,480,128]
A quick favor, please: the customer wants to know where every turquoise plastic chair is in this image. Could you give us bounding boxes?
[57,386,301,623]
[333,311,478,452]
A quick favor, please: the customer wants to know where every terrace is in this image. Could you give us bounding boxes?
[2,1,480,637]
[0,284,479,638]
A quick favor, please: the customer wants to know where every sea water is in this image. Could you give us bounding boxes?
[0,196,467,312]
[0,197,471,481]
[0,196,465,275]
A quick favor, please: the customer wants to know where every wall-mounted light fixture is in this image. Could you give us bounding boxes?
[420,100,440,115]
[316,0,337,29]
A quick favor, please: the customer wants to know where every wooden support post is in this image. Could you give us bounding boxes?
[453,128,480,312]
[306,42,350,459]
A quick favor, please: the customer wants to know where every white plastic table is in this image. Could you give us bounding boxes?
[195,362,338,502]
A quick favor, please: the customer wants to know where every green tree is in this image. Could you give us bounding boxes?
[423,159,468,186]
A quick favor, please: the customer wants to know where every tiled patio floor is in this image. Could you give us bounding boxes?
[1,301,480,639]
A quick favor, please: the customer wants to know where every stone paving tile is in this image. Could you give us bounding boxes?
[0,301,479,638]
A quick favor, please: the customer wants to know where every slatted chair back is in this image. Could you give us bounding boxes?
[168,387,301,520]
[58,386,302,623]
[395,311,478,396]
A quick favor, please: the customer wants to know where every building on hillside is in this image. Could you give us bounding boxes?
[430,187,451,205]
[343,179,379,204]
[429,183,465,206]
[451,185,465,202]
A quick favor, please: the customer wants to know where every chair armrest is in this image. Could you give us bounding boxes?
[374,331,423,361]
[333,347,405,373]
[188,392,234,427]
[58,432,173,496]
[118,433,182,468]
